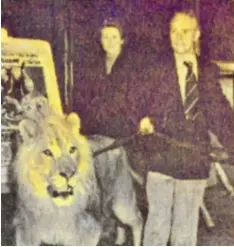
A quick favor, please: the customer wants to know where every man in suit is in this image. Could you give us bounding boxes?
[142,9,234,246]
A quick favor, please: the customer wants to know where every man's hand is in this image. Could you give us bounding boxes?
[139,117,155,135]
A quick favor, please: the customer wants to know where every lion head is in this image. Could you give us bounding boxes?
[14,111,95,207]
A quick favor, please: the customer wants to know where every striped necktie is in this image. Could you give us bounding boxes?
[184,61,200,120]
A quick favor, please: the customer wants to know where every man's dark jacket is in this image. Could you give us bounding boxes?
[144,50,234,179]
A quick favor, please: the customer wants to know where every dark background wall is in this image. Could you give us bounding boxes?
[2,0,234,109]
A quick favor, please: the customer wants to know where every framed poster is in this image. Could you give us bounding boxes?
[1,29,63,192]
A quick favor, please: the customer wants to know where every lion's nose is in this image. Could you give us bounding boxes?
[58,160,76,179]
[59,167,76,179]
[59,171,75,179]
[59,172,69,179]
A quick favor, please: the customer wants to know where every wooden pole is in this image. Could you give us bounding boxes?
[64,25,69,110]
[200,202,215,229]
[68,4,74,112]
[63,2,73,113]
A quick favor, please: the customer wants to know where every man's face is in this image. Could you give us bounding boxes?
[170,13,200,55]
[101,26,124,55]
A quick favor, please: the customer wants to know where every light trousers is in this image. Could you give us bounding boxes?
[143,172,207,246]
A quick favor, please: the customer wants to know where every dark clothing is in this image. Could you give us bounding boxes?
[144,51,234,179]
[73,48,148,138]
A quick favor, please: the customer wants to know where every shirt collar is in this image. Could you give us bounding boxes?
[174,53,199,79]
[174,53,197,67]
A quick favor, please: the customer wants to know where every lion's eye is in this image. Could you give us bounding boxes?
[69,146,77,154]
[42,149,53,157]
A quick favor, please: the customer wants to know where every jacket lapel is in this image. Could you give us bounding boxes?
[161,54,186,122]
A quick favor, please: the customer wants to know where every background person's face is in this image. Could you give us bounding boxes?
[170,13,200,55]
[24,77,34,93]
[101,26,124,55]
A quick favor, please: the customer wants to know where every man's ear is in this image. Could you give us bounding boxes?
[121,38,124,45]
[18,119,39,143]
[194,29,200,42]
[66,112,81,135]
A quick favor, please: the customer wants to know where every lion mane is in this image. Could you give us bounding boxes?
[12,108,143,246]
[13,111,103,246]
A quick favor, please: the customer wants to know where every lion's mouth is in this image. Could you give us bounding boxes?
[47,185,74,198]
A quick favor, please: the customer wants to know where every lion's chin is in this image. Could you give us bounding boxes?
[52,195,75,206]
[47,185,75,207]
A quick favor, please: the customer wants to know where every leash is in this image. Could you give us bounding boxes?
[93,130,207,157]
[93,131,233,164]
[93,133,140,157]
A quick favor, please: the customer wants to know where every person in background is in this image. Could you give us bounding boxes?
[73,17,145,138]
[142,8,234,246]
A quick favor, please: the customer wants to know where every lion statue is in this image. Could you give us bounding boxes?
[12,109,143,246]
